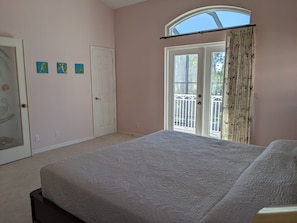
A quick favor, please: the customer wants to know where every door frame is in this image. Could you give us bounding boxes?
[90,46,117,137]
[164,41,225,136]
[0,37,31,165]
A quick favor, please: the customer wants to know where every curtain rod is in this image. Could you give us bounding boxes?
[160,24,256,40]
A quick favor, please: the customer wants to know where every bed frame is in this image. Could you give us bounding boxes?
[30,188,84,223]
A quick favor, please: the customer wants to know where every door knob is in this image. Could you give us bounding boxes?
[21,104,27,108]
[197,101,201,105]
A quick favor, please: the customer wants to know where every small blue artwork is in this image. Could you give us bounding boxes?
[36,61,48,74]
[75,64,84,74]
[57,62,67,74]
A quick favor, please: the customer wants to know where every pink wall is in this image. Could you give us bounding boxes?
[0,0,115,150]
[115,0,297,146]
[1,0,296,150]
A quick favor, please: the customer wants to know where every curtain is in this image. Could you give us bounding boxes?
[221,27,255,144]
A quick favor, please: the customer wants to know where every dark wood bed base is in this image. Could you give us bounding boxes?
[30,188,84,223]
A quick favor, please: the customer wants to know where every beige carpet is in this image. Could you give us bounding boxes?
[0,133,137,223]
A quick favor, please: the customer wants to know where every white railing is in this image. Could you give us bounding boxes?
[174,94,196,129]
[209,95,223,138]
[173,94,222,138]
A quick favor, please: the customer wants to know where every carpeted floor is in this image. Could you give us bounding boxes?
[0,133,137,223]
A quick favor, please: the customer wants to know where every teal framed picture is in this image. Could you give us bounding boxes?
[57,62,67,74]
[75,63,84,74]
[36,61,48,74]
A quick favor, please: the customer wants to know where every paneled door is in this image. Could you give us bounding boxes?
[90,46,116,137]
[0,37,31,165]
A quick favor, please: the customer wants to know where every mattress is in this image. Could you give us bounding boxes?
[40,130,297,223]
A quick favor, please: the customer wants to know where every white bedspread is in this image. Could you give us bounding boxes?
[40,130,296,223]
[200,139,297,223]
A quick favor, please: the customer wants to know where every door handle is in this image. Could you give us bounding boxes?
[95,97,102,101]
[197,101,201,105]
[21,104,27,108]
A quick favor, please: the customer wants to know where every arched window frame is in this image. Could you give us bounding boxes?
[165,5,251,36]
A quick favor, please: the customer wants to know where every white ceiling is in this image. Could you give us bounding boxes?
[100,0,146,9]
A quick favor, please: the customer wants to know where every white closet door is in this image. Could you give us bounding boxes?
[91,46,116,137]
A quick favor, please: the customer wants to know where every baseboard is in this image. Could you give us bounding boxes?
[116,130,144,137]
[32,136,95,155]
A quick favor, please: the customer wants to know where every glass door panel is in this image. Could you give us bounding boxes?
[0,46,23,150]
[173,54,198,134]
[209,51,225,139]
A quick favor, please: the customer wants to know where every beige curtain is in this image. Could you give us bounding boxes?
[221,27,255,144]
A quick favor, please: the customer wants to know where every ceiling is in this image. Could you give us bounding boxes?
[100,0,147,9]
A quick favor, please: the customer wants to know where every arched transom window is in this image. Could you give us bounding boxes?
[166,6,251,36]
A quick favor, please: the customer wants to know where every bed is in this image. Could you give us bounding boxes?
[30,130,297,223]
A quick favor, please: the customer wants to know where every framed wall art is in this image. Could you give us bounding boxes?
[57,62,67,74]
[75,63,84,74]
[36,61,48,74]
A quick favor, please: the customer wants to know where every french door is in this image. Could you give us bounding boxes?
[0,37,31,165]
[164,42,225,138]
[90,46,116,137]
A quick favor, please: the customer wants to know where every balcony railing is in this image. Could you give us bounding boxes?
[173,94,222,138]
